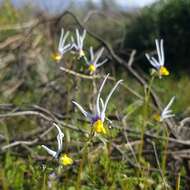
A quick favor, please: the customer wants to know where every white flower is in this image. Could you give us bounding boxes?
[145,39,169,77]
[71,29,86,58]
[72,74,122,134]
[42,123,64,159]
[52,28,72,61]
[58,28,73,55]
[86,47,108,74]
[154,96,175,122]
[160,96,175,121]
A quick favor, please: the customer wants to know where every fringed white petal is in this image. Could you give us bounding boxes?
[96,74,110,116]
[72,101,92,120]
[145,39,165,69]
[101,79,123,121]
[53,123,64,151]
[96,59,108,68]
[42,145,56,158]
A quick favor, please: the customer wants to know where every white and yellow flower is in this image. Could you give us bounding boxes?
[52,28,72,62]
[71,29,86,58]
[154,96,175,122]
[72,74,122,134]
[41,123,73,166]
[86,47,108,74]
[145,39,169,78]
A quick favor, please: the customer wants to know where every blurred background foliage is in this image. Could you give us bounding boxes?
[1,0,190,76]
[123,0,190,75]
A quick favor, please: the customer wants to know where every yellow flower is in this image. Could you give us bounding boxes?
[88,64,96,73]
[92,119,106,134]
[159,66,169,76]
[52,52,62,62]
[59,154,73,166]
[153,113,161,122]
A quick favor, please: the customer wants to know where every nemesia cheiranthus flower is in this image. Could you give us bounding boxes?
[52,28,72,62]
[145,39,169,78]
[72,74,123,134]
[71,29,86,58]
[85,47,108,74]
[41,123,73,166]
[154,96,175,122]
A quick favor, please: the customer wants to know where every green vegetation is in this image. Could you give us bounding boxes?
[0,0,190,190]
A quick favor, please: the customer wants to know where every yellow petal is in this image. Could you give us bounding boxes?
[159,66,169,76]
[153,113,161,122]
[88,64,96,73]
[59,154,73,166]
[52,53,62,62]
[92,119,106,134]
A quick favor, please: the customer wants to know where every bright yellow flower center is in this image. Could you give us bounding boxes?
[92,119,106,134]
[79,50,85,58]
[159,66,169,76]
[153,113,161,122]
[88,64,96,73]
[59,154,73,166]
[52,52,62,62]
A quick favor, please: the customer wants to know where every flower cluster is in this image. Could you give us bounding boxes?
[52,28,107,74]
[41,29,176,168]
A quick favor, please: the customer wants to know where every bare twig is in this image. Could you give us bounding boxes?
[60,66,143,100]
[128,50,136,67]
[1,125,54,151]
[0,19,39,31]
[179,117,190,128]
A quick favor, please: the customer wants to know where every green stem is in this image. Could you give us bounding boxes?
[76,146,87,190]
[176,172,181,190]
[76,131,94,190]
[162,127,169,177]
[139,75,155,162]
